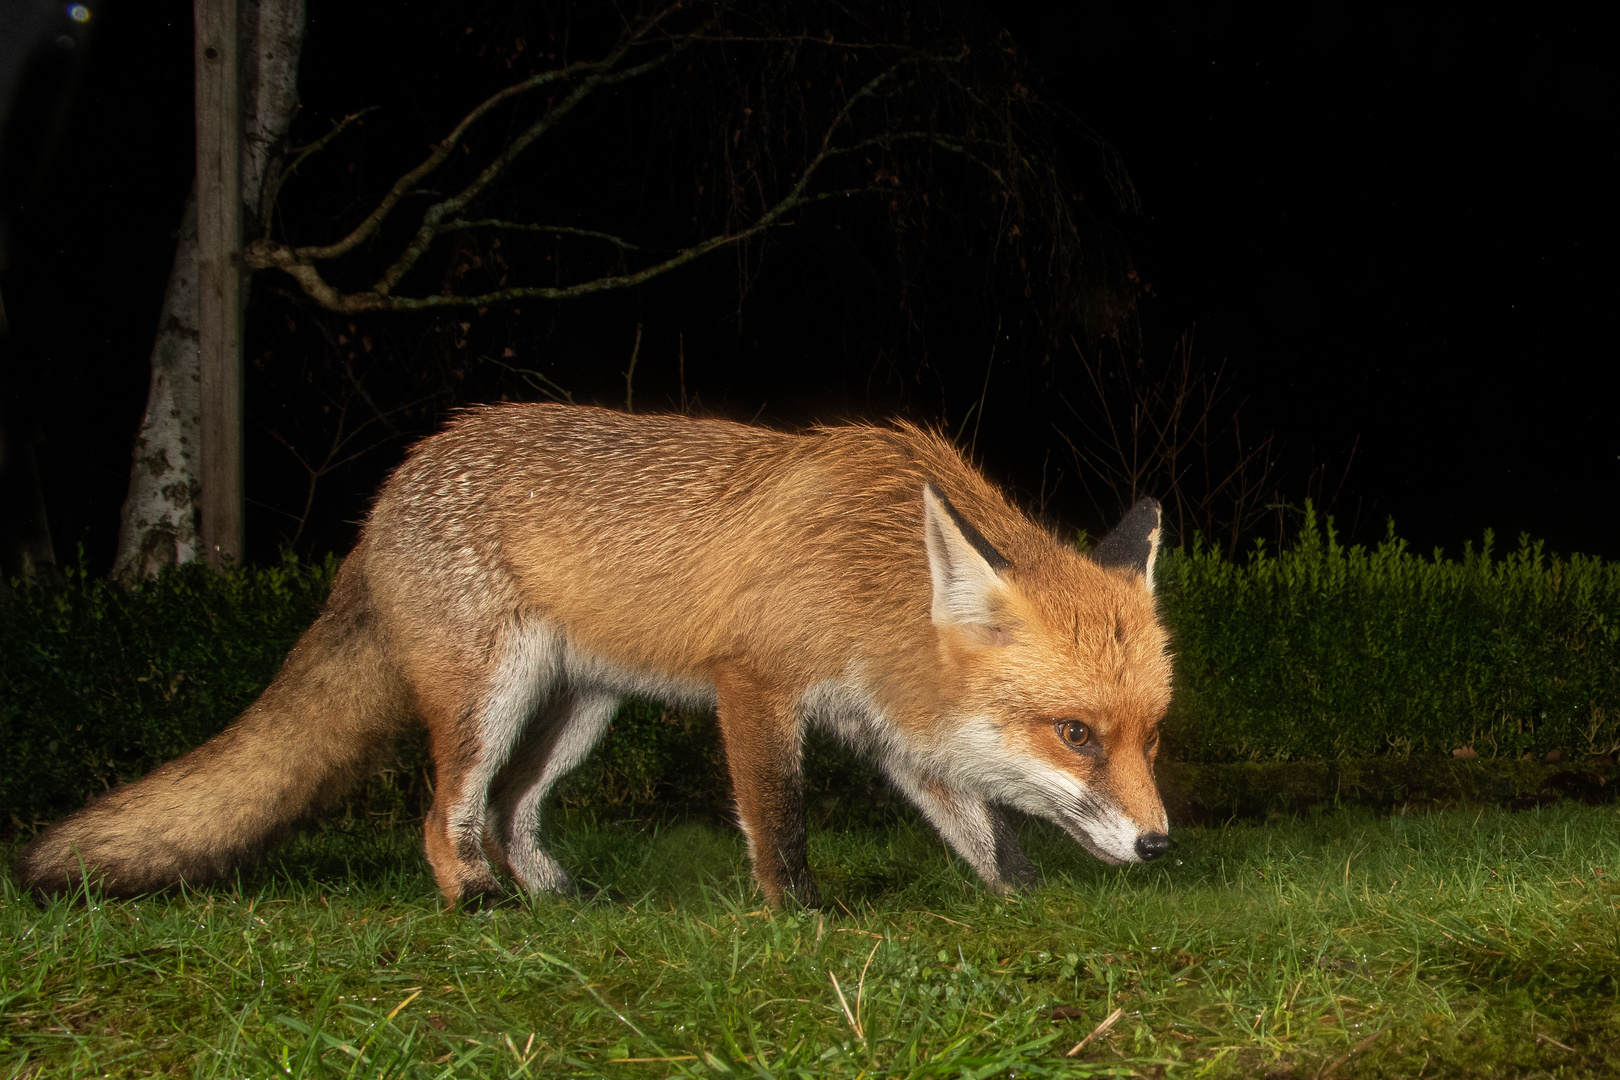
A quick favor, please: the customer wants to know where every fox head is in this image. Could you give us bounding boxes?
[922,484,1173,866]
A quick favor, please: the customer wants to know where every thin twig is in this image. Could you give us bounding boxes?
[624,324,643,413]
[854,937,882,1036]
[487,355,575,404]
[828,971,861,1041]
[1064,1007,1124,1058]
[969,316,999,459]
[677,331,688,414]
[259,107,378,238]
[441,221,645,250]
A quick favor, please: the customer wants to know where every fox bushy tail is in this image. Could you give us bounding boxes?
[20,552,411,897]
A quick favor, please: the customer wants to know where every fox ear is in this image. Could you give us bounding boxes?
[1091,497,1162,594]
[922,483,1011,628]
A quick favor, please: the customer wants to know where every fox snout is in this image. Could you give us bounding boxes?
[1073,819,1173,866]
[1059,783,1172,867]
[1135,831,1172,861]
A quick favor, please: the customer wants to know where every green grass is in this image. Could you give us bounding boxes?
[5,803,1620,1078]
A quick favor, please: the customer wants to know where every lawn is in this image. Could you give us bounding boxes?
[4,801,1618,1078]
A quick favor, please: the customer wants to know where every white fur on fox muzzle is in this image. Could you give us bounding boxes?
[1026,766,1166,865]
[946,719,1168,867]
[1067,808,1149,865]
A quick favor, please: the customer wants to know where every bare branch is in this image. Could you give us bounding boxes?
[258,107,378,239]
[291,8,687,264]
[244,5,973,317]
[1057,331,1291,552]
[259,358,431,549]
[369,41,694,295]
[442,220,645,250]
[485,355,576,404]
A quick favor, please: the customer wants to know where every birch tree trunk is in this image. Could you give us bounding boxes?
[111,0,305,580]
[241,0,306,235]
[110,193,203,582]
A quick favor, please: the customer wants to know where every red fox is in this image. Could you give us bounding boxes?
[23,404,1172,908]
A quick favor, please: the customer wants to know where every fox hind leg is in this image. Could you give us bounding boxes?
[419,621,556,908]
[485,690,619,896]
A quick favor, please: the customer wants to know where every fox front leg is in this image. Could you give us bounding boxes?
[711,664,822,909]
[886,762,1040,894]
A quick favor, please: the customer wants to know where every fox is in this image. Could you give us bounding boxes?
[22,403,1173,909]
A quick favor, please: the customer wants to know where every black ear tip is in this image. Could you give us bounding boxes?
[1091,495,1163,575]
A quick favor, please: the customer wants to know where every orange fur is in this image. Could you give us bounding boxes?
[21,404,1175,907]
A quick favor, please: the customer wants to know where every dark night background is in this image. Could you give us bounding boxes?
[1,0,1614,575]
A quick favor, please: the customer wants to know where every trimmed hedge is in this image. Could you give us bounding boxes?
[1,556,337,833]
[1156,756,1617,826]
[1157,509,1620,763]
[4,511,1617,831]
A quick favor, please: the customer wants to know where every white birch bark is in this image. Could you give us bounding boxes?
[112,0,305,579]
[111,194,202,582]
[241,0,306,234]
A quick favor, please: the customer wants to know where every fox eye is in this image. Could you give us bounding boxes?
[1056,720,1090,748]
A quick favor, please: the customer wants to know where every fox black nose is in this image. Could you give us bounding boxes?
[1135,832,1172,861]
